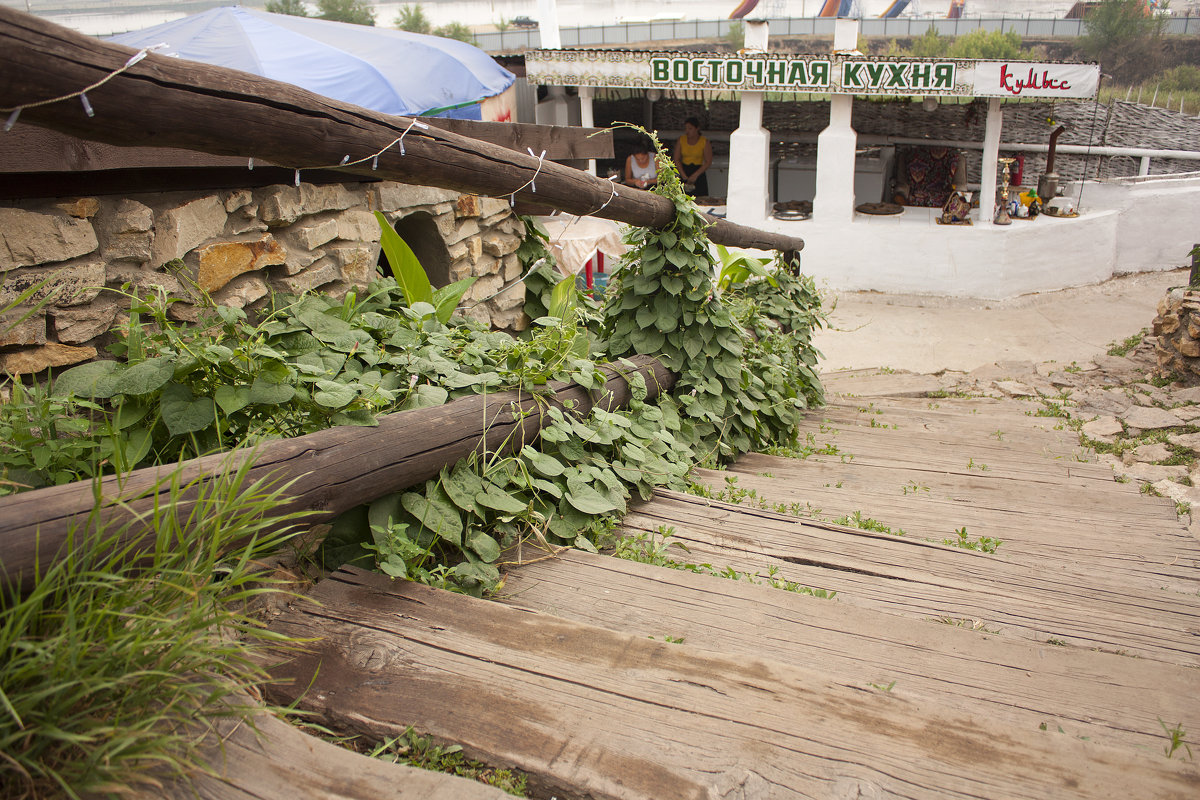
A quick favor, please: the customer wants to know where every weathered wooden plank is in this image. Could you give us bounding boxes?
[711,458,1175,529]
[139,708,513,800]
[700,468,1198,584]
[0,8,803,254]
[498,549,1200,754]
[713,454,1178,525]
[623,491,1200,664]
[819,369,952,397]
[266,567,1200,800]
[0,355,674,591]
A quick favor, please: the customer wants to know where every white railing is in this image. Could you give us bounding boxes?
[475,14,1200,52]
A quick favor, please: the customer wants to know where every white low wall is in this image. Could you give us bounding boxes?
[741,175,1200,300]
[1071,174,1200,276]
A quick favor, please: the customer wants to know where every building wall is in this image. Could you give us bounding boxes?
[0,181,529,376]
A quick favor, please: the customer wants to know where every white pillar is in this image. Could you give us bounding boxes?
[813,19,859,223]
[979,97,1003,225]
[536,86,569,127]
[727,21,771,226]
[579,85,596,176]
[536,0,562,49]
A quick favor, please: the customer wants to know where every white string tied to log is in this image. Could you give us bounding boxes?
[2,43,167,132]
[286,118,430,186]
[509,148,547,207]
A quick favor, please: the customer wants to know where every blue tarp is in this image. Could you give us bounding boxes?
[108,7,514,119]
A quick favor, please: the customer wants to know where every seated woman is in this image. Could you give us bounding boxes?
[673,117,712,197]
[624,140,658,189]
[892,146,966,208]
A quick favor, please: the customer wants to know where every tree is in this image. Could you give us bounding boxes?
[435,22,476,45]
[316,0,375,26]
[266,0,309,16]
[1080,0,1167,83]
[945,29,1034,60]
[908,27,948,58]
[395,4,433,35]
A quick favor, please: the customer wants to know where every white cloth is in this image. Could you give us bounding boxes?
[535,214,629,276]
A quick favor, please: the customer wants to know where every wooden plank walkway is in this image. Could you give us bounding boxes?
[267,567,1200,800]
[496,549,1200,754]
[260,374,1200,798]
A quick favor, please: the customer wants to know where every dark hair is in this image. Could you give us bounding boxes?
[684,116,701,129]
[631,138,651,154]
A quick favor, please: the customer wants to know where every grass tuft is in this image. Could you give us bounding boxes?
[0,454,304,799]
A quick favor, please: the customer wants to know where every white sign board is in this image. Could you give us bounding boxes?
[526,50,1100,99]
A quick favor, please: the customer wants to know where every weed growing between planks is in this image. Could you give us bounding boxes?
[613,528,836,599]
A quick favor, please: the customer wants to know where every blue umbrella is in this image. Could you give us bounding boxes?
[108,6,514,119]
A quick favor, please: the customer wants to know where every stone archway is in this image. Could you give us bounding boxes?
[382,211,452,288]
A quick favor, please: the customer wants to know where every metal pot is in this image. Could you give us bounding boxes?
[1037,173,1060,204]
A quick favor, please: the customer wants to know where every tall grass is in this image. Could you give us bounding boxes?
[1103,66,1200,116]
[0,455,303,799]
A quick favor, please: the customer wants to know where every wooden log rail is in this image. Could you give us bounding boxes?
[0,8,804,254]
[0,357,675,592]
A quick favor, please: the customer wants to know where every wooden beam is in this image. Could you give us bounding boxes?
[0,8,802,254]
[0,356,675,592]
[422,118,614,161]
[0,119,612,175]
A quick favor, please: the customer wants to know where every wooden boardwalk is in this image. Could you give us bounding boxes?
[263,373,1200,798]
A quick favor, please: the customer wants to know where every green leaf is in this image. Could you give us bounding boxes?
[454,560,499,585]
[375,211,433,308]
[433,276,478,324]
[548,275,578,323]
[111,357,176,396]
[400,384,448,410]
[368,492,405,532]
[313,380,357,408]
[402,489,462,546]
[565,478,620,515]
[476,487,527,515]
[442,463,485,512]
[159,382,216,437]
[522,446,566,477]
[465,530,501,562]
[248,375,296,405]
[52,360,121,399]
[331,408,379,427]
[214,385,253,415]
[115,426,154,467]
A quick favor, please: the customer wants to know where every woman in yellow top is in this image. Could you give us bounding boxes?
[673,117,713,197]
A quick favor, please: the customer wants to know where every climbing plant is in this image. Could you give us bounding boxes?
[333,130,825,594]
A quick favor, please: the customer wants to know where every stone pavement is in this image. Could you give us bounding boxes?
[813,268,1190,374]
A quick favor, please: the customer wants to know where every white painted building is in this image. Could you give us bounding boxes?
[529,19,1200,299]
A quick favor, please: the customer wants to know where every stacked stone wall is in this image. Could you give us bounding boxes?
[0,181,528,375]
[1153,288,1200,384]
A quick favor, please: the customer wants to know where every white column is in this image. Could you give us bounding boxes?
[727,21,771,226]
[536,86,569,127]
[979,97,1003,225]
[579,85,596,176]
[813,19,859,223]
[536,0,562,49]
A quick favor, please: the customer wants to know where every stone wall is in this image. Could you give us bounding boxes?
[0,180,529,376]
[1153,288,1200,384]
